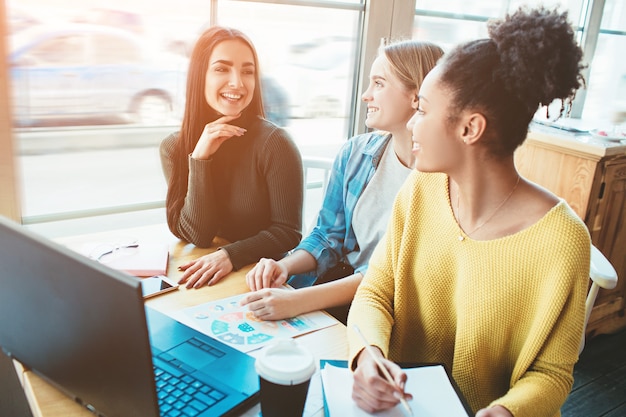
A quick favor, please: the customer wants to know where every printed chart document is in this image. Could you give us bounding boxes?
[321,362,471,417]
[171,292,339,353]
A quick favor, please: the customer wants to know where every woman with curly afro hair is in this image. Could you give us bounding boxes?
[348,7,589,417]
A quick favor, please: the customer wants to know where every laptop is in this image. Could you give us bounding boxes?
[0,216,259,417]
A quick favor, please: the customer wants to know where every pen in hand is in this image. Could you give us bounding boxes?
[353,325,413,416]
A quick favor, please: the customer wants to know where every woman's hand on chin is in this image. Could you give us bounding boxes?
[192,114,245,159]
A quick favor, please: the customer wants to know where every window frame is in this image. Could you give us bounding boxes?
[0,0,21,221]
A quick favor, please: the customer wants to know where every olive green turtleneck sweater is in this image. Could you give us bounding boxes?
[160,117,303,270]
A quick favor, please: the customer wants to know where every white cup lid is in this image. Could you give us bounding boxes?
[255,338,316,385]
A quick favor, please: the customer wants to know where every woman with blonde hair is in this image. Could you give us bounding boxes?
[241,39,444,322]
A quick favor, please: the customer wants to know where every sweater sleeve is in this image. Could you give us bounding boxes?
[159,133,220,247]
[491,230,590,417]
[220,127,303,270]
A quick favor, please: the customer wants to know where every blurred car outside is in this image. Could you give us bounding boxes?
[273,36,355,119]
[7,4,43,35]
[9,23,188,127]
[70,7,145,36]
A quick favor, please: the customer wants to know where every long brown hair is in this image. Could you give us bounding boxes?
[166,26,265,230]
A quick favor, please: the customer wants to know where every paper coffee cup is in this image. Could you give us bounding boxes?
[255,338,316,417]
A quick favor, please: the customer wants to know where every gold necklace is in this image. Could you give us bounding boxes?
[456,176,520,241]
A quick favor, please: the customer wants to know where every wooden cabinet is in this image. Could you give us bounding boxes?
[515,128,626,338]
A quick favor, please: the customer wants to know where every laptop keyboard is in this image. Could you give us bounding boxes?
[154,365,226,417]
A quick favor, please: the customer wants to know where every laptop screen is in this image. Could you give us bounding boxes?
[0,216,160,416]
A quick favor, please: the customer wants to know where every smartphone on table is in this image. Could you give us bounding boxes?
[141,275,179,298]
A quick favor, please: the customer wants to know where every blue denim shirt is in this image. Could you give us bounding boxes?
[289,131,392,287]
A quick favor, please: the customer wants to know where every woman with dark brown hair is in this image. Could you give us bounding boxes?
[160,26,303,288]
[348,7,589,417]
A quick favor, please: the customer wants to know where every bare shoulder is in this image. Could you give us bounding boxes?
[472,178,561,240]
[510,179,560,228]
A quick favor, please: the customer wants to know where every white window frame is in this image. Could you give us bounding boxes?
[0,0,21,222]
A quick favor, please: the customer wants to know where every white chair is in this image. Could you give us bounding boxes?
[302,156,334,234]
[581,245,619,354]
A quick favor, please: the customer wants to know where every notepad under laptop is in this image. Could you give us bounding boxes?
[0,216,259,417]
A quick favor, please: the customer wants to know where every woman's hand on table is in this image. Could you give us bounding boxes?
[245,258,289,291]
[177,249,233,288]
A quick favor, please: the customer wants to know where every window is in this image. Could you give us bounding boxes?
[9,0,619,239]
[582,0,626,123]
[3,0,377,238]
[412,0,626,125]
[90,34,142,64]
[22,35,86,65]
[217,1,362,150]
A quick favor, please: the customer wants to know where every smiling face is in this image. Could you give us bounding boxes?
[361,55,417,134]
[408,67,464,173]
[204,39,256,116]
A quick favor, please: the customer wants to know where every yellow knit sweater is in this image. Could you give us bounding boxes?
[348,172,590,417]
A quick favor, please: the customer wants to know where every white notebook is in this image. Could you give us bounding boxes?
[321,362,470,417]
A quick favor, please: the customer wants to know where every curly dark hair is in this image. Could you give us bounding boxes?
[437,7,585,156]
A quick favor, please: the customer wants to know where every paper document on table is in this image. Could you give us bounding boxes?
[170,292,339,353]
[73,240,169,277]
[303,369,325,417]
[321,363,471,417]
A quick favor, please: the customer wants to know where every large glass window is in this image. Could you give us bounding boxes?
[412,0,624,125]
[6,0,364,237]
[582,0,626,124]
[8,0,620,238]
[218,1,360,158]
[414,0,586,50]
